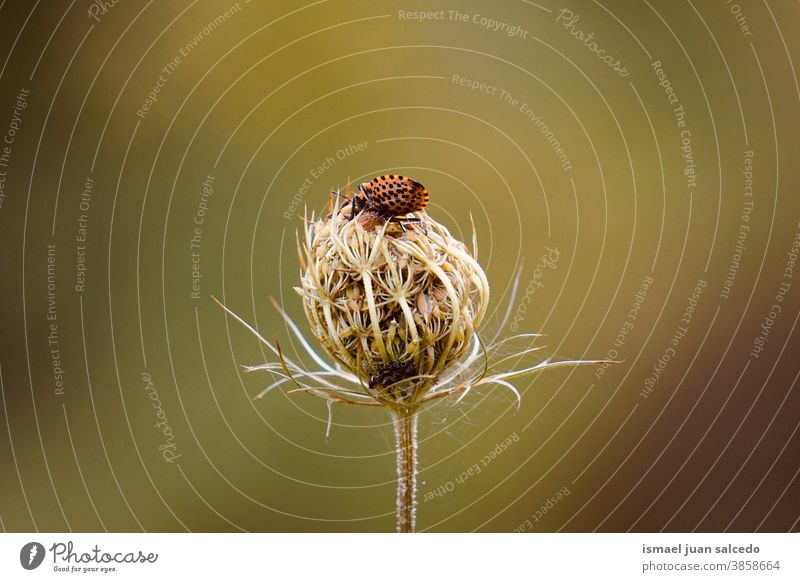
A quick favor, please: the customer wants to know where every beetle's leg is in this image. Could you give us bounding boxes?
[389,216,415,233]
[331,188,352,202]
[352,184,371,220]
[390,216,426,235]
[350,194,364,221]
[358,183,371,203]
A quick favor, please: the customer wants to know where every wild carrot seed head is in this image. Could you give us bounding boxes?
[296,205,489,407]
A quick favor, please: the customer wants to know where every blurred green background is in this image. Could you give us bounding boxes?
[0,0,798,532]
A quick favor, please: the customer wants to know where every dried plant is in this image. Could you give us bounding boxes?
[216,188,608,533]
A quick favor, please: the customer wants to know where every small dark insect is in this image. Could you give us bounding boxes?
[368,360,419,399]
[346,175,429,230]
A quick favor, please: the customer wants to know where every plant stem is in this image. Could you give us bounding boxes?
[392,407,419,533]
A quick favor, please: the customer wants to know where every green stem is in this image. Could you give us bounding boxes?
[392,407,419,533]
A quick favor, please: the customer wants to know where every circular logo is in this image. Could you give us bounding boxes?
[19,542,45,570]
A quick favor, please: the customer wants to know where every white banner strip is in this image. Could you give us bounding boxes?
[1,533,797,581]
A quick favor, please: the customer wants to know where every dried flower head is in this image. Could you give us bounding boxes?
[296,198,489,409]
[216,179,611,533]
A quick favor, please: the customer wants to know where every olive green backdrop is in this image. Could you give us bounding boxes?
[0,0,798,532]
